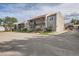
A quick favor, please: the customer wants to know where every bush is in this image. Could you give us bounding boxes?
[21,28,27,32]
[15,28,27,32]
[43,27,52,32]
[35,28,41,32]
[26,30,33,33]
[46,28,52,32]
[16,29,21,32]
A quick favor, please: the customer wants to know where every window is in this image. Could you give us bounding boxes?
[52,17,53,20]
[50,17,53,21]
[30,20,33,22]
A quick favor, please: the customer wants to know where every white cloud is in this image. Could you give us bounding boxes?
[0,3,79,23]
[52,3,79,15]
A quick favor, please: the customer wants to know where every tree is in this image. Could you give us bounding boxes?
[3,16,17,31]
[0,18,3,25]
[71,18,79,25]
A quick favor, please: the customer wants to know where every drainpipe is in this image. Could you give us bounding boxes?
[16,24,18,30]
[45,15,48,28]
[24,22,27,28]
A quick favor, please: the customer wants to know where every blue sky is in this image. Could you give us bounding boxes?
[0,3,79,23]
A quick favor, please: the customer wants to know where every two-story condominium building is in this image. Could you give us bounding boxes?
[27,12,64,32]
[15,12,64,32]
[14,21,28,31]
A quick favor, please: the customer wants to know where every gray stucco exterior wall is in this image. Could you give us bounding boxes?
[56,12,64,32]
[14,12,64,33]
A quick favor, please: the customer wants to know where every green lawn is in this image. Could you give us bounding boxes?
[39,31,53,35]
[39,31,59,35]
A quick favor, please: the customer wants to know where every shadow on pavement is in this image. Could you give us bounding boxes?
[0,30,79,56]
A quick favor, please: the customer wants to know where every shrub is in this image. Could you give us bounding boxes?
[16,29,21,32]
[26,30,33,33]
[15,28,27,32]
[21,28,27,32]
[43,27,52,32]
[35,28,41,32]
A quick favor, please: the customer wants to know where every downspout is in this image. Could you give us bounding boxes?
[45,15,48,28]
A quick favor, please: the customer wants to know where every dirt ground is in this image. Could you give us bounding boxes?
[0,32,44,56]
[0,32,43,42]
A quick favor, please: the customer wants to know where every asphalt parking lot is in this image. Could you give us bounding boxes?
[0,30,79,56]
